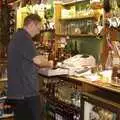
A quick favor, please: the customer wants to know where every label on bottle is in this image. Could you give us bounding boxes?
[112,57,120,65]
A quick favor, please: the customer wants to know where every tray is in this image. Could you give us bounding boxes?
[39,68,69,77]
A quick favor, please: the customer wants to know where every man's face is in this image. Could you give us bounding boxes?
[31,21,41,36]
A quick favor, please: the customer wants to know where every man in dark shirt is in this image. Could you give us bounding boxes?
[7,14,53,120]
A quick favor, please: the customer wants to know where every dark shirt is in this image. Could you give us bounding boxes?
[7,29,39,99]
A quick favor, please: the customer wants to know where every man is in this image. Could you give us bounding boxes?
[7,14,53,120]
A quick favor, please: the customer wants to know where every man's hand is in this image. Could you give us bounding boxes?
[33,55,42,65]
[33,55,54,68]
[48,60,54,68]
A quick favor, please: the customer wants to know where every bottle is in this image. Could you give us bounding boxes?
[0,103,4,116]
[112,65,120,84]
[105,51,113,70]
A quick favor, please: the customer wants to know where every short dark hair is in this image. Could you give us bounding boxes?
[23,14,41,26]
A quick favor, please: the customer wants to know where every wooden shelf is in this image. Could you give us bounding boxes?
[90,2,103,9]
[108,27,120,32]
[0,114,14,119]
[0,96,7,100]
[56,33,96,37]
[0,78,7,82]
[82,92,120,109]
[62,0,89,6]
[0,97,7,103]
[48,97,81,113]
[0,58,7,64]
[60,16,95,21]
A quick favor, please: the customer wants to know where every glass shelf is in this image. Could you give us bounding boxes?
[55,33,96,37]
[60,16,95,21]
[62,0,90,6]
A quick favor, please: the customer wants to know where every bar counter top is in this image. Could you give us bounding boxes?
[38,70,120,94]
[67,76,120,94]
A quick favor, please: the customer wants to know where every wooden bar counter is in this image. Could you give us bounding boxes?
[39,70,120,120]
[65,76,120,93]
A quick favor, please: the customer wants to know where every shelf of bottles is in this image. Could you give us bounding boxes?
[9,7,16,41]
[40,77,81,106]
[0,63,14,119]
[40,77,82,107]
[0,97,14,119]
[1,0,16,46]
[40,77,82,120]
[55,0,104,37]
[54,80,81,108]
[32,20,56,66]
[56,17,96,37]
[0,63,7,81]
[104,0,120,86]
